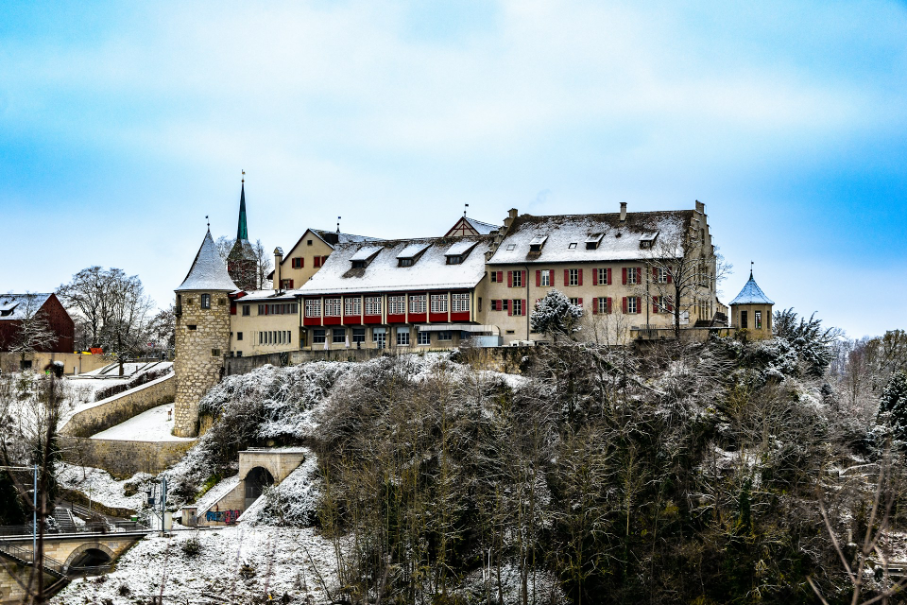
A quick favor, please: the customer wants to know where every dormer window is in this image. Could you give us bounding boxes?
[350,246,381,270]
[568,243,577,249]
[352,260,366,268]
[446,255,463,265]
[639,232,659,249]
[585,234,603,250]
[396,243,430,267]
[444,241,477,265]
[399,258,414,267]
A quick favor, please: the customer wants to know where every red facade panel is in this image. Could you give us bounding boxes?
[343,316,362,325]
[429,313,448,323]
[322,316,341,326]
[364,315,382,324]
[303,317,322,327]
[387,313,406,324]
[408,313,427,323]
[451,312,470,322]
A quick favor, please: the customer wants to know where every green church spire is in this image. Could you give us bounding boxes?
[236,173,249,241]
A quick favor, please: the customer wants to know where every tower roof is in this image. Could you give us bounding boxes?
[176,230,238,292]
[237,181,249,241]
[729,271,774,305]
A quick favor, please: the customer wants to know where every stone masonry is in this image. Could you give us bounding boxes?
[173,291,231,437]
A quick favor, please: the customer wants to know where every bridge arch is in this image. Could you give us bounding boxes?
[63,542,115,573]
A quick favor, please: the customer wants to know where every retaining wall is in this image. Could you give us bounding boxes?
[58,436,196,480]
[61,373,175,438]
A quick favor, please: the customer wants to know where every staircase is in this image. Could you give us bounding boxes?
[0,542,66,579]
[53,507,77,533]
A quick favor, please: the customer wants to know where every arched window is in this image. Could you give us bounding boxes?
[201,294,211,309]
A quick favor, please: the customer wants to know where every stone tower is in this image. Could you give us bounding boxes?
[729,267,774,340]
[173,229,238,437]
[227,178,258,291]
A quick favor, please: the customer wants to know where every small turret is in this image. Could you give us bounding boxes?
[729,265,774,339]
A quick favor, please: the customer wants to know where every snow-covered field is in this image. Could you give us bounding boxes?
[52,524,339,605]
[57,463,155,512]
[91,403,193,442]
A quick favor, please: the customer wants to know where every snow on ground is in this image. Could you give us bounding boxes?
[52,524,339,605]
[57,463,155,512]
[91,403,193,442]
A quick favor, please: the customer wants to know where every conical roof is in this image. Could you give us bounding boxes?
[176,230,238,292]
[729,271,774,305]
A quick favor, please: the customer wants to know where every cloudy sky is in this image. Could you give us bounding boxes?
[1,1,904,338]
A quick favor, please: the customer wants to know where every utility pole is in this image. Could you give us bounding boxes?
[32,463,37,562]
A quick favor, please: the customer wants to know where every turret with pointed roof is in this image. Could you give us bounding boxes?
[177,229,238,292]
[730,268,774,339]
[227,180,259,291]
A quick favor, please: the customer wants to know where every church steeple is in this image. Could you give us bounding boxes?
[237,172,249,241]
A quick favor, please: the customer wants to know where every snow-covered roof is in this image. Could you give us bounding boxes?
[176,230,239,292]
[0,293,53,321]
[311,229,382,246]
[444,240,478,256]
[233,289,299,303]
[296,236,492,295]
[350,246,383,261]
[729,273,774,305]
[488,211,692,265]
[465,217,499,234]
[397,243,431,259]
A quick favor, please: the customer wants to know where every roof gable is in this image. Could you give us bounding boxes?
[176,230,239,292]
[0,293,53,321]
[729,273,774,305]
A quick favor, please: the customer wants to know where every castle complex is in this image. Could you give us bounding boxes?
[173,181,774,436]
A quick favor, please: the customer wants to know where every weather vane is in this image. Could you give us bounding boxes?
[241,169,245,183]
[206,215,210,229]
[464,203,469,218]
[337,216,342,233]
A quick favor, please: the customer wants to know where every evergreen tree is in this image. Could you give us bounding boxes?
[529,289,584,341]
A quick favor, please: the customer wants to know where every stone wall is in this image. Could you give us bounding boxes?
[174,292,231,437]
[58,436,196,479]
[0,351,109,375]
[0,556,58,605]
[61,373,175,438]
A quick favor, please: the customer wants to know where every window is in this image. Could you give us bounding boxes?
[398,258,414,267]
[236,351,243,357]
[237,332,243,341]
[540,271,551,287]
[568,269,579,286]
[653,296,673,313]
[324,298,341,317]
[372,327,386,342]
[305,299,321,317]
[627,297,638,314]
[201,294,211,309]
[353,328,366,343]
[595,297,611,314]
[280,279,294,289]
[292,257,304,268]
[506,244,516,251]
[491,271,503,283]
[640,240,652,249]
[446,255,463,265]
[313,329,326,344]
[409,294,427,314]
[307,239,313,246]
[242,305,250,316]
[345,297,362,316]
[656,268,668,284]
[625,267,639,285]
[569,298,579,306]
[741,310,748,329]
[389,296,406,315]
[352,260,367,269]
[333,329,346,343]
[418,331,431,345]
[512,299,524,316]
[430,294,448,313]
[396,328,410,346]
[438,331,452,341]
[212,348,220,356]
[365,296,382,315]
[187,324,197,331]
[452,293,470,313]
[755,311,762,329]
[596,268,610,285]
[568,242,577,249]
[478,297,482,312]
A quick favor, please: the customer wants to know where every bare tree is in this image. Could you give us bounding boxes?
[146,305,176,359]
[252,239,273,290]
[640,227,731,338]
[9,294,57,356]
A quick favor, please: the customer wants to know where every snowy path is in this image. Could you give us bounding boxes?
[91,403,193,442]
[52,524,339,605]
[57,463,154,511]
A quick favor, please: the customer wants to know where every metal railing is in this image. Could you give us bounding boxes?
[0,519,151,538]
[0,542,67,578]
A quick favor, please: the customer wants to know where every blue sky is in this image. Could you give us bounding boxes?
[1,1,904,338]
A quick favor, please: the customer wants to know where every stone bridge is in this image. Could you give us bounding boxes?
[0,532,145,604]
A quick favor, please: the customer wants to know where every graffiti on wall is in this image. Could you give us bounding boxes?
[206,509,241,524]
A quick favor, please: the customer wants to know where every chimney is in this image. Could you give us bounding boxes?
[620,202,627,222]
[508,208,518,220]
[274,247,284,291]
[695,200,705,215]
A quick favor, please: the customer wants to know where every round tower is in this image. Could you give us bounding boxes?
[729,266,774,340]
[173,229,238,437]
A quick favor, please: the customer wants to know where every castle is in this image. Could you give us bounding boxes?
[173,180,774,436]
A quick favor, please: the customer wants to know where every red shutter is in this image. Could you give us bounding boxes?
[636,297,642,314]
[289,280,294,289]
[536,270,541,287]
[578,269,583,286]
[507,300,512,316]
[667,269,673,283]
[564,269,569,286]
[653,297,659,314]
[607,297,613,314]
[607,268,612,285]
[622,297,627,313]
[667,296,673,312]
[497,271,503,283]
[301,257,305,267]
[578,298,583,308]
[522,299,527,316]
[507,271,513,287]
[653,267,658,280]
[593,298,599,314]
[593,269,599,286]
[522,271,527,287]
[622,268,627,285]
[323,256,329,265]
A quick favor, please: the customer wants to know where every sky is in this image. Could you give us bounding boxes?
[0,1,905,338]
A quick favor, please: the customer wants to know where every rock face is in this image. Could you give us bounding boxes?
[173,290,231,437]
